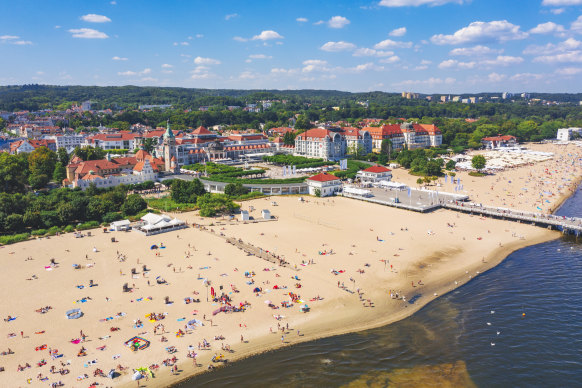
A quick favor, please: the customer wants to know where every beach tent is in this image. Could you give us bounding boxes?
[66,308,83,319]
[150,245,158,250]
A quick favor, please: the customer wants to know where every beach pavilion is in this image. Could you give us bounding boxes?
[134,213,187,236]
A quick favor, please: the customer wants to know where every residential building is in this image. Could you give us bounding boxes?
[83,133,139,150]
[481,135,518,149]
[556,127,582,141]
[306,172,342,197]
[364,123,442,151]
[294,128,347,161]
[356,165,392,183]
[46,134,85,152]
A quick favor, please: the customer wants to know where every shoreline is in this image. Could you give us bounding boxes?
[160,227,559,388]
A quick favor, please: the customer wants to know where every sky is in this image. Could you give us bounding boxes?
[1,0,582,93]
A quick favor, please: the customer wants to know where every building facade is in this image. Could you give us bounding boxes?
[306,172,342,197]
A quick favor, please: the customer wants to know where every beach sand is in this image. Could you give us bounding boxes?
[0,195,556,387]
[391,142,582,214]
[1,141,579,387]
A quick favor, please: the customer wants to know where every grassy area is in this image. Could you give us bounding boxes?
[468,171,487,177]
[147,196,198,212]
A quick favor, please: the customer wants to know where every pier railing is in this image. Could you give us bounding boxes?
[442,202,582,235]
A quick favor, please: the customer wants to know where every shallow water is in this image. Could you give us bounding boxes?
[179,187,582,388]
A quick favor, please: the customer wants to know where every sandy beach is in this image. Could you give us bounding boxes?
[0,141,579,387]
[391,142,582,214]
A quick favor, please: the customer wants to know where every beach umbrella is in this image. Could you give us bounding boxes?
[264,300,272,304]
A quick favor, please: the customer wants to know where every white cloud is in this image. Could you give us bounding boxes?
[194,56,221,65]
[161,64,173,68]
[450,45,503,56]
[239,71,257,80]
[196,34,204,38]
[379,55,401,64]
[530,22,565,34]
[141,68,151,75]
[80,14,111,23]
[118,70,137,76]
[233,36,248,42]
[374,38,413,49]
[320,41,356,52]
[439,55,523,69]
[534,51,582,63]
[249,54,272,59]
[112,56,128,61]
[380,0,464,6]
[555,67,582,75]
[68,28,109,39]
[0,35,19,41]
[487,72,507,82]
[542,0,582,5]
[550,8,566,14]
[509,73,543,82]
[420,59,432,65]
[225,13,239,20]
[438,59,476,69]
[394,77,456,87]
[54,25,61,29]
[110,1,117,4]
[271,68,299,75]
[13,40,32,45]
[353,48,395,57]
[389,27,407,37]
[414,65,428,70]
[347,63,385,73]
[431,20,528,45]
[525,38,582,63]
[572,16,582,33]
[302,59,329,73]
[296,17,308,22]
[328,16,350,29]
[118,68,151,77]
[252,30,284,40]
[173,41,189,46]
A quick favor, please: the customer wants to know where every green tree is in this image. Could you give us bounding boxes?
[142,138,157,153]
[56,202,76,224]
[472,154,487,171]
[121,194,147,215]
[224,182,249,197]
[4,213,24,233]
[445,160,456,171]
[294,115,310,130]
[171,179,206,203]
[380,138,393,160]
[29,147,57,178]
[0,153,28,193]
[53,162,67,183]
[57,147,69,165]
[416,178,423,186]
[283,131,296,146]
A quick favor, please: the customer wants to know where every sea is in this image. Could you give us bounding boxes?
[178,187,582,388]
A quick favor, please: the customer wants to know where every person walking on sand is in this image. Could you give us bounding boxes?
[240,335,244,343]
[281,335,285,343]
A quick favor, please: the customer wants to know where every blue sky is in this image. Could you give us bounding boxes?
[1,0,582,93]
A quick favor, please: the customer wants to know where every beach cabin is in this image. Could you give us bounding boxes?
[135,213,186,236]
[307,172,342,197]
[261,209,271,220]
[356,165,392,183]
[240,210,250,221]
[110,219,131,231]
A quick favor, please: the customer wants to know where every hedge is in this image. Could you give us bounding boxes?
[0,233,30,245]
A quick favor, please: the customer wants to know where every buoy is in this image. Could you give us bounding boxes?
[522,313,526,317]
[487,322,491,326]
[491,310,495,314]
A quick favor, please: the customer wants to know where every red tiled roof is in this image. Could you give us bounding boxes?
[192,126,214,136]
[363,165,391,173]
[483,135,516,141]
[88,133,137,141]
[308,172,340,182]
[296,128,335,140]
[73,159,120,175]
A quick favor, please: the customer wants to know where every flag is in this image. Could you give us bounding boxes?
[211,287,215,297]
[407,188,411,197]
[445,174,448,183]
